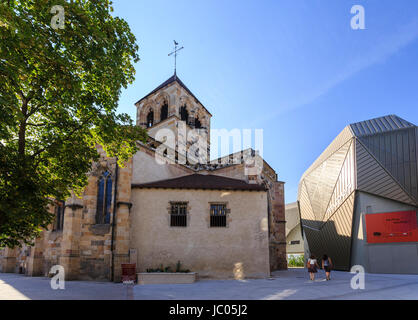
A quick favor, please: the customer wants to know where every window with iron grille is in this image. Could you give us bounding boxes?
[210,203,228,227]
[53,200,65,231]
[170,202,188,227]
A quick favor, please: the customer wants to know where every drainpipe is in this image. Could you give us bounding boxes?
[266,187,272,240]
[110,159,119,282]
[263,181,272,272]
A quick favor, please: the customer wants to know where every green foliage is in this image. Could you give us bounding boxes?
[146,261,190,273]
[0,0,147,247]
[288,254,305,267]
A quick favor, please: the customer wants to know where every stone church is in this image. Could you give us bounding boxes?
[0,74,287,281]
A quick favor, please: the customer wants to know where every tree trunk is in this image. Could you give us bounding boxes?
[18,101,28,156]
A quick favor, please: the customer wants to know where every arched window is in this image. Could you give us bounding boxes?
[96,171,112,224]
[160,103,168,121]
[195,117,202,129]
[146,110,154,127]
[53,200,65,231]
[179,105,188,122]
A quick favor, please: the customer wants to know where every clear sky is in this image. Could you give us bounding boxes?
[112,0,418,204]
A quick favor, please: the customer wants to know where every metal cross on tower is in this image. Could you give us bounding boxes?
[168,40,184,76]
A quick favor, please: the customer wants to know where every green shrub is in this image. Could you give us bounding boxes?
[288,254,305,267]
[146,261,190,273]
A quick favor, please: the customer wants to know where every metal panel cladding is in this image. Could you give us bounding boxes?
[298,115,418,271]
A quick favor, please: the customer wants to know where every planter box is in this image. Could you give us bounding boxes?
[137,272,197,285]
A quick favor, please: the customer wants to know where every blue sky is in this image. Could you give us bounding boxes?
[112,0,418,203]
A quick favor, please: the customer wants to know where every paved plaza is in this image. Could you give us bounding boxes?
[1,268,418,300]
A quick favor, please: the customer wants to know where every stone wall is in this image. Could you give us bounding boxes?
[268,181,287,270]
[1,144,287,280]
[130,188,270,279]
[132,145,193,184]
[43,230,63,276]
[0,249,3,272]
[207,161,287,271]
[0,248,18,273]
[0,146,133,282]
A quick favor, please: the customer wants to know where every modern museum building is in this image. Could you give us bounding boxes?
[298,115,418,274]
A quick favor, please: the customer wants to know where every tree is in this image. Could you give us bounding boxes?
[0,0,147,247]
[288,254,305,267]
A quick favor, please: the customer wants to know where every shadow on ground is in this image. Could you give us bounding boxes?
[1,268,418,300]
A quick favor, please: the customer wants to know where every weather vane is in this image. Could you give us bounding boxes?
[168,40,184,76]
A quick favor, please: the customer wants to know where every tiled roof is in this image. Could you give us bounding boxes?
[132,174,266,191]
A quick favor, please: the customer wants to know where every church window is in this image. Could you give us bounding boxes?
[179,105,188,122]
[195,117,202,129]
[147,110,154,127]
[210,203,227,227]
[53,200,65,231]
[160,102,168,121]
[170,202,187,227]
[96,171,112,224]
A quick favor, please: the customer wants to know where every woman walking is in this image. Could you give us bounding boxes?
[322,254,333,280]
[307,255,319,281]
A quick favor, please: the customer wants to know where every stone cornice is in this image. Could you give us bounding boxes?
[65,203,83,210]
[117,201,132,209]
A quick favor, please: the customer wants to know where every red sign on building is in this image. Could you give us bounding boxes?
[365,210,418,244]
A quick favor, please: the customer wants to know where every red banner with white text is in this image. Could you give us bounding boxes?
[365,210,418,243]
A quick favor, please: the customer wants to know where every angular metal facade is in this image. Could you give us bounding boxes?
[298,115,418,271]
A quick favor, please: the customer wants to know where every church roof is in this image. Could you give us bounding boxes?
[134,74,212,116]
[132,174,266,191]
